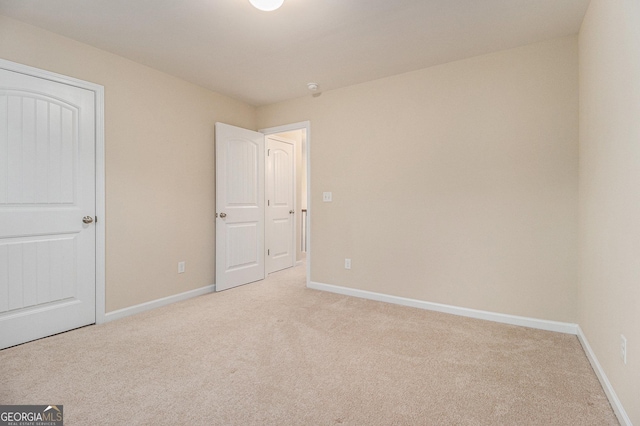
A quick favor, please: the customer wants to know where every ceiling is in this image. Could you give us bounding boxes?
[0,0,590,106]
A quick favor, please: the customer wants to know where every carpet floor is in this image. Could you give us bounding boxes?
[0,264,618,425]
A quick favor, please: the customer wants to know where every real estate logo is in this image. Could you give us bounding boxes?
[0,405,63,426]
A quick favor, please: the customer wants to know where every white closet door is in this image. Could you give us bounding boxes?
[0,67,96,349]
[266,135,295,273]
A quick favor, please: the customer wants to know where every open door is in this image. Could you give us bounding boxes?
[215,123,265,291]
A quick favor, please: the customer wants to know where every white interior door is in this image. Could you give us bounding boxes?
[215,123,265,291]
[0,67,96,349]
[266,136,295,274]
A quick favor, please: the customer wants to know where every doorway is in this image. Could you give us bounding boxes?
[214,121,310,290]
[261,122,310,285]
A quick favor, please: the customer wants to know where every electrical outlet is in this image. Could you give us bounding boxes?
[323,192,332,202]
[621,335,627,365]
[178,261,186,274]
[344,258,351,270]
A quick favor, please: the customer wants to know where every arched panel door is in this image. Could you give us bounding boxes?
[215,123,265,291]
[266,135,295,274]
[0,67,96,349]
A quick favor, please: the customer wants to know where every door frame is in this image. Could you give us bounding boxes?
[260,121,311,287]
[0,58,106,325]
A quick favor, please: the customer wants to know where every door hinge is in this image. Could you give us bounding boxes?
[268,249,270,255]
[268,200,270,206]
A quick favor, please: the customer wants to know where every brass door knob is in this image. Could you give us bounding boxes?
[82,216,94,224]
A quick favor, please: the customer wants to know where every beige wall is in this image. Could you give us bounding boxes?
[258,36,580,323]
[579,0,640,423]
[0,15,582,326]
[2,8,636,422]
[0,15,257,312]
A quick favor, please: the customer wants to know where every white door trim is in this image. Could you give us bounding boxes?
[260,121,311,288]
[0,58,106,325]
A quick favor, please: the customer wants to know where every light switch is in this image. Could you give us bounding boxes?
[323,192,332,202]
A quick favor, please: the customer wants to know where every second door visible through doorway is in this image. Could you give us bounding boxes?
[266,134,295,274]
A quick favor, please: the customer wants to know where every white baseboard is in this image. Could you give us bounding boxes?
[102,284,216,323]
[577,326,632,426]
[308,281,578,334]
[308,281,634,423]
[98,278,629,424]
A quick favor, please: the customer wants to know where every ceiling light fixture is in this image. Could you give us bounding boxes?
[249,0,284,12]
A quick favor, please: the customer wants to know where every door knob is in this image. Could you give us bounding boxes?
[289,210,295,214]
[82,216,94,224]
[219,212,227,218]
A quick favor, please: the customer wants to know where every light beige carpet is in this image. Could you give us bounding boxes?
[0,264,618,425]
